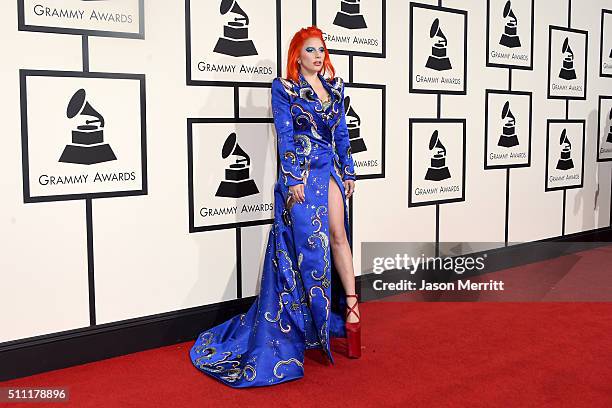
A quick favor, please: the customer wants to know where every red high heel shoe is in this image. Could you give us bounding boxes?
[345,294,361,358]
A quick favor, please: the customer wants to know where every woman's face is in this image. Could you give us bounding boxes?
[299,37,326,75]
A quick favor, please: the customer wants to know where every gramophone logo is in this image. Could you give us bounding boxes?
[343,95,367,154]
[333,0,367,30]
[213,0,258,57]
[556,129,574,170]
[606,108,612,143]
[59,88,117,165]
[499,0,521,48]
[559,37,577,80]
[426,18,452,71]
[425,130,451,181]
[215,132,259,198]
[498,101,519,148]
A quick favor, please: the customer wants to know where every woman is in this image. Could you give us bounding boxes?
[189,26,361,388]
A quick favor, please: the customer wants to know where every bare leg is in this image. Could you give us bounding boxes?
[328,176,360,323]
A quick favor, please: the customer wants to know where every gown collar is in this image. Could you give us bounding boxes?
[297,71,332,101]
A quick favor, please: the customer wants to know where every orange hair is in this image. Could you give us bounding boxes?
[285,26,335,83]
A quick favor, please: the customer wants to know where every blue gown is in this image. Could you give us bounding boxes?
[189,72,357,387]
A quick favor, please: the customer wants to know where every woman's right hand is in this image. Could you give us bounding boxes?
[288,183,305,204]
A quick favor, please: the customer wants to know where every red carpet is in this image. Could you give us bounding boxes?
[2,248,612,407]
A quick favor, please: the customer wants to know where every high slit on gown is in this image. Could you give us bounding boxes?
[189,72,357,387]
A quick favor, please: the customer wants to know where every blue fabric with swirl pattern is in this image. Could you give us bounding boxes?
[189,72,356,387]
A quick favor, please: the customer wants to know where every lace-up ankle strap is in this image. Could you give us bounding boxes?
[345,294,360,321]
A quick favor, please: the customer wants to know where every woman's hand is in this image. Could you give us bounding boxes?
[343,179,355,199]
[288,183,305,203]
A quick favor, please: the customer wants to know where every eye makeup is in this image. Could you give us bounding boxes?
[305,46,325,53]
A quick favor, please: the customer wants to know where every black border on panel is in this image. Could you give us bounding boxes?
[546,25,588,101]
[409,2,468,95]
[347,82,386,180]
[19,69,148,203]
[185,0,281,87]
[408,118,467,207]
[596,95,612,162]
[485,0,535,70]
[312,0,386,58]
[544,119,586,192]
[484,89,533,170]
[187,117,275,233]
[600,9,612,78]
[17,0,145,39]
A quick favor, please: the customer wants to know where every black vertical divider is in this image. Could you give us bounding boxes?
[233,86,239,120]
[82,36,89,73]
[610,165,612,227]
[562,190,567,235]
[277,0,283,78]
[505,68,512,246]
[435,0,444,256]
[82,34,96,325]
[236,228,242,298]
[561,0,572,235]
[505,169,510,246]
[86,198,96,325]
[435,93,441,257]
[234,85,243,298]
[435,205,440,258]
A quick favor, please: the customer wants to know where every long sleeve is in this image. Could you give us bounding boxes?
[271,78,304,187]
[334,80,357,181]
